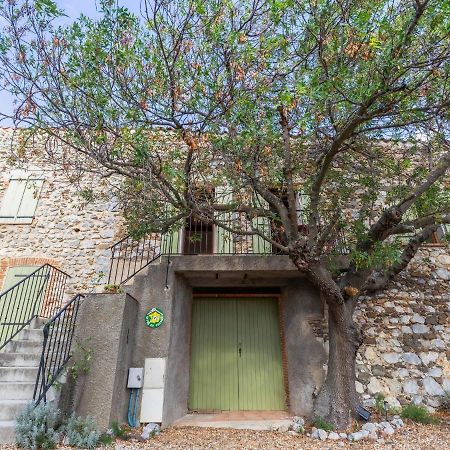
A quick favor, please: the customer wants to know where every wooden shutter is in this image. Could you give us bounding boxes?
[17,179,44,219]
[296,191,309,225]
[251,194,272,254]
[160,223,181,254]
[216,186,233,254]
[160,204,181,254]
[0,178,43,223]
[2,266,39,292]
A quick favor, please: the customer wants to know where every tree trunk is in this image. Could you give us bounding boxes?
[313,299,360,429]
[291,256,362,429]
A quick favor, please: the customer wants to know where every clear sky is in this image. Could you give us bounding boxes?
[0,1,140,126]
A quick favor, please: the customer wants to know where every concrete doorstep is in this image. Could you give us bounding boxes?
[173,411,292,431]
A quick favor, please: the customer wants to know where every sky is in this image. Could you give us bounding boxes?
[0,1,140,126]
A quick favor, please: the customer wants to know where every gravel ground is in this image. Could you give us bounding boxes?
[115,423,449,449]
[1,421,448,449]
[0,418,450,450]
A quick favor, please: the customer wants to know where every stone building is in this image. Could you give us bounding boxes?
[0,126,449,441]
[0,127,123,295]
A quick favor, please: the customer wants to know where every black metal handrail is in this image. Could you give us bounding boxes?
[0,264,70,350]
[33,293,85,405]
[108,212,349,285]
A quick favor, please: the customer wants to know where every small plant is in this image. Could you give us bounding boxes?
[375,393,386,414]
[110,421,128,440]
[15,402,60,450]
[68,338,93,380]
[103,284,123,294]
[98,433,113,446]
[312,416,334,431]
[440,391,450,412]
[401,404,439,424]
[63,413,100,449]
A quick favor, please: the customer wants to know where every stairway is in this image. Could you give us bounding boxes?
[0,319,45,444]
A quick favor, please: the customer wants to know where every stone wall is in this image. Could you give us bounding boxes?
[355,245,450,411]
[0,127,124,295]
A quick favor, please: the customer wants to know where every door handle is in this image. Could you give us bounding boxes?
[238,343,242,357]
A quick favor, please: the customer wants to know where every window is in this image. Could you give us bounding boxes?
[0,177,44,224]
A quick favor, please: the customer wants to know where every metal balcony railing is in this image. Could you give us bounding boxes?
[108,213,349,285]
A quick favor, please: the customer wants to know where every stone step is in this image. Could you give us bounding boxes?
[0,353,41,367]
[0,366,39,382]
[0,420,15,444]
[2,339,42,354]
[30,317,47,330]
[0,381,35,400]
[0,400,28,421]
[19,329,43,343]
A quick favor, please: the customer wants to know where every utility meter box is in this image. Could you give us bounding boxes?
[127,367,144,389]
[140,358,166,423]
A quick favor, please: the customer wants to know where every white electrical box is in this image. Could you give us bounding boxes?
[127,367,144,389]
[143,357,166,388]
[140,358,166,423]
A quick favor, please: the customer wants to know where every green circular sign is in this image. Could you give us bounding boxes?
[145,307,164,328]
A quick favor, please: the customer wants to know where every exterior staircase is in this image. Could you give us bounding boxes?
[0,318,45,444]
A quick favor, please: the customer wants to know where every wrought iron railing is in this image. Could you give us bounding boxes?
[0,264,70,350]
[33,293,84,404]
[108,213,349,285]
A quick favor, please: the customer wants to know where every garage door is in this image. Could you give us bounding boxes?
[189,297,285,411]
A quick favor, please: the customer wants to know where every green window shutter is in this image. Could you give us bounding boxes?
[297,191,309,225]
[160,223,181,254]
[216,186,234,254]
[2,266,39,292]
[251,195,272,254]
[16,179,43,218]
[0,180,25,219]
[0,178,43,222]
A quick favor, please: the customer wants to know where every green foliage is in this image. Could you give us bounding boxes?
[15,403,60,450]
[63,414,100,449]
[68,338,93,380]
[98,433,113,446]
[110,421,128,440]
[375,393,386,414]
[400,404,439,424]
[312,416,334,431]
[440,391,450,412]
[103,284,123,294]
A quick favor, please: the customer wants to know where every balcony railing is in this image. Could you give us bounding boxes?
[108,213,349,285]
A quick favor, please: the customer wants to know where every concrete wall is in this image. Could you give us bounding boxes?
[122,255,325,424]
[282,281,326,416]
[70,293,138,429]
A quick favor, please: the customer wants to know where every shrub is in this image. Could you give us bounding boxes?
[15,402,60,450]
[98,433,113,446]
[63,414,100,449]
[110,421,127,440]
[312,416,334,431]
[401,404,439,424]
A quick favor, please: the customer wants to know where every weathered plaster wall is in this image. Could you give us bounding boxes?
[70,293,139,429]
[283,280,327,416]
[0,127,124,295]
[354,246,450,411]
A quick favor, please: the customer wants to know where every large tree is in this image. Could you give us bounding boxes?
[1,0,450,427]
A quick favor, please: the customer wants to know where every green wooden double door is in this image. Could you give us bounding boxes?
[189,297,286,411]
